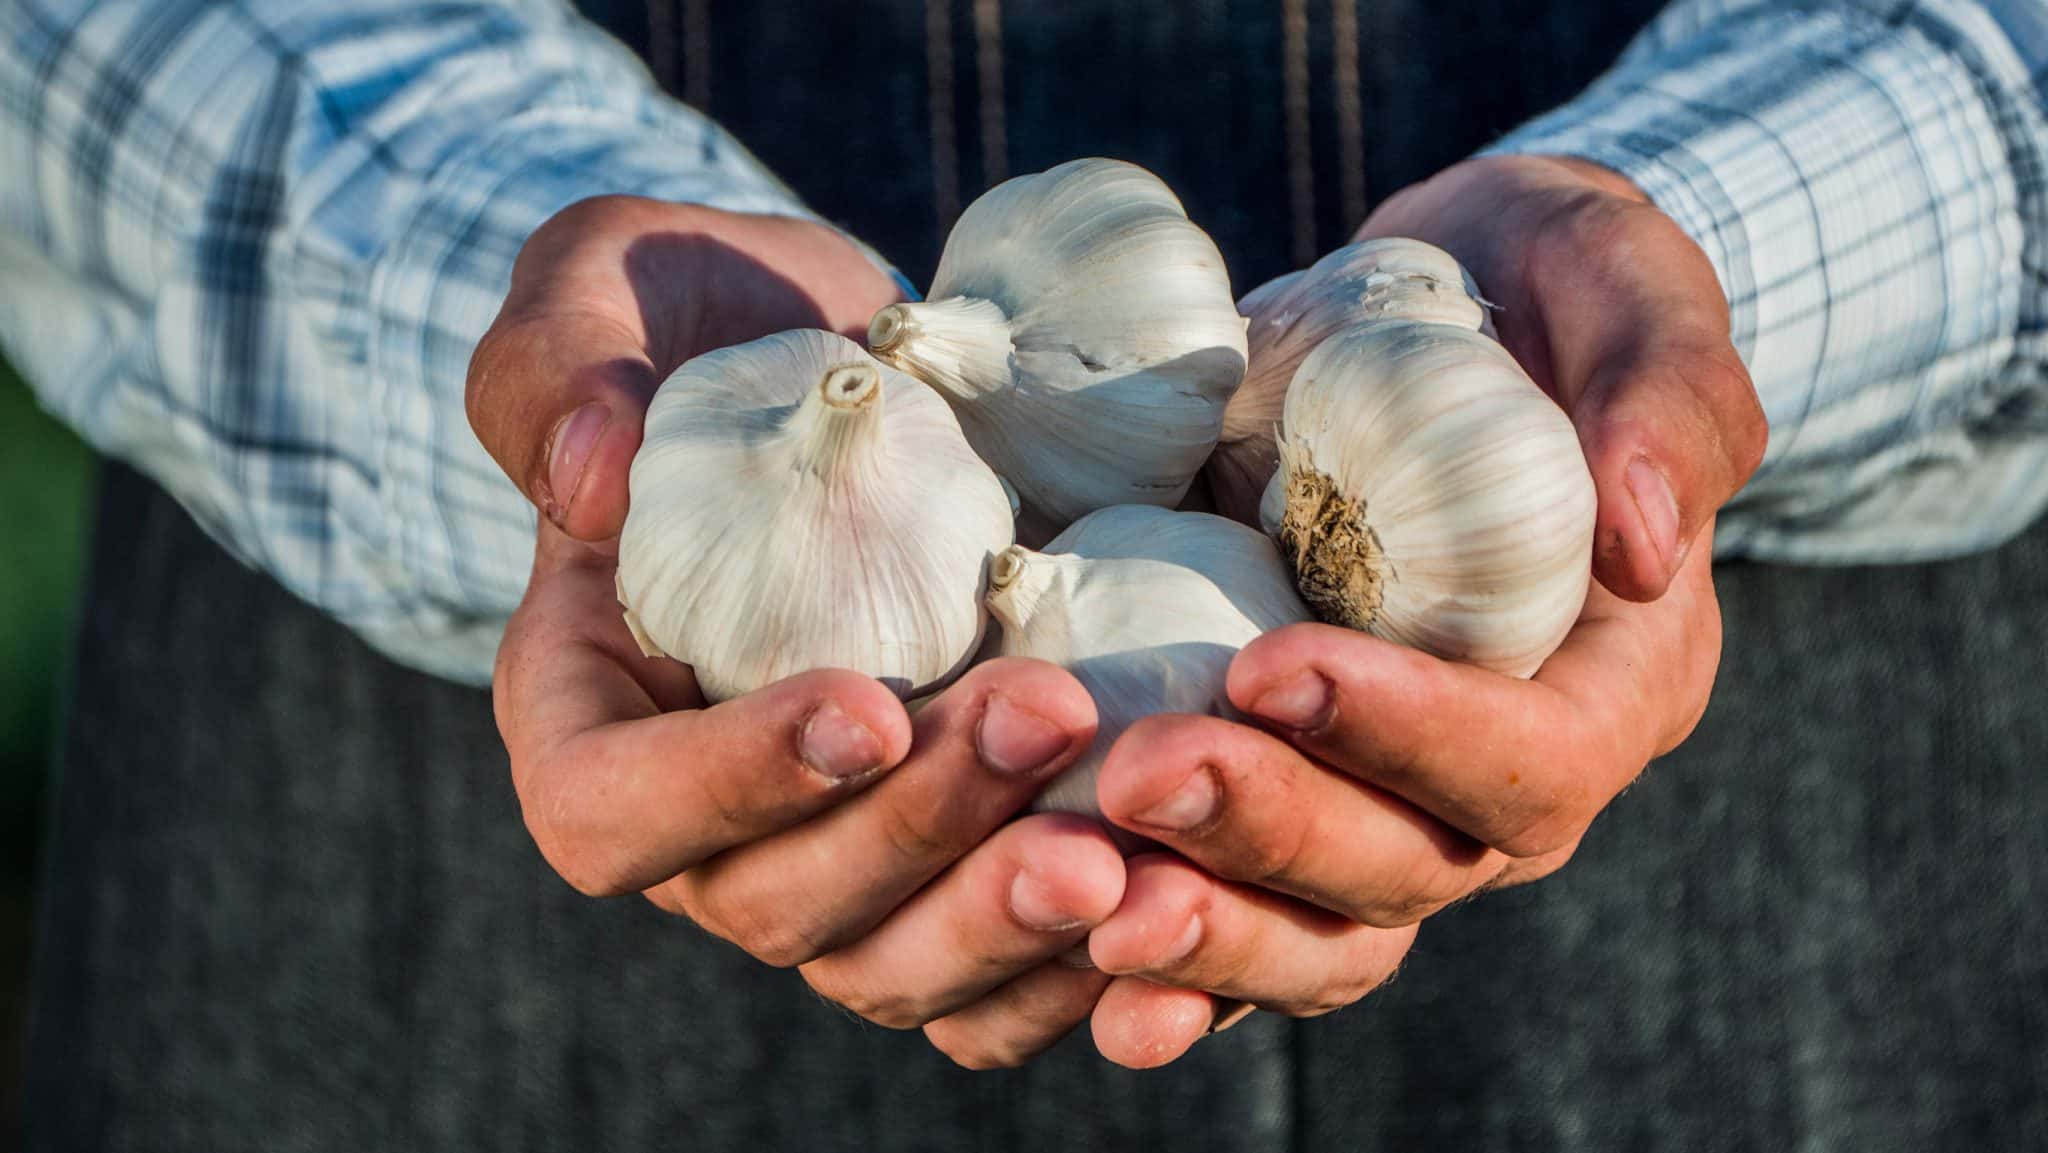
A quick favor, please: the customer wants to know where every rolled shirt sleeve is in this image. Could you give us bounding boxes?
[0,0,890,683]
[1489,0,2048,564]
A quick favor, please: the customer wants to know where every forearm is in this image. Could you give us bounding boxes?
[1489,0,2048,563]
[0,0,848,682]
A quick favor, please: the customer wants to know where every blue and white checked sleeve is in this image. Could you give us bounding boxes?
[0,0,855,684]
[1492,0,2048,565]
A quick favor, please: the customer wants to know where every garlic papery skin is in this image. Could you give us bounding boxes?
[1258,321,1595,679]
[1210,238,1494,522]
[868,158,1249,534]
[985,505,1311,820]
[617,329,1015,702]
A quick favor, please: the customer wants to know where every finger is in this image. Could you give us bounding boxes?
[660,658,1097,967]
[467,305,658,542]
[1096,714,1507,927]
[466,199,904,540]
[1527,197,1767,601]
[500,522,915,895]
[512,671,913,899]
[495,519,700,742]
[924,962,1113,1070]
[1090,977,1216,1070]
[1228,541,1718,858]
[1491,836,1581,891]
[1572,334,1765,601]
[1089,855,1416,1016]
[800,814,1124,1029]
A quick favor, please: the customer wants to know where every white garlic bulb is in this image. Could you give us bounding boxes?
[1211,238,1493,519]
[986,504,1312,819]
[617,329,1015,702]
[1260,321,1595,678]
[868,158,1249,535]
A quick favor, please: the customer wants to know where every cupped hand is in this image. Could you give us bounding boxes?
[471,197,1124,1067]
[1096,155,1766,1067]
[1211,154,1765,603]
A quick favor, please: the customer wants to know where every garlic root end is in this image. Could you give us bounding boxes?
[1273,442,1387,632]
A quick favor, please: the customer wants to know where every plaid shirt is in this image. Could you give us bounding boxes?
[3,0,2045,684]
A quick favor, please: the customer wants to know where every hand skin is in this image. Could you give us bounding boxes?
[1090,155,1768,1068]
[471,197,1128,1070]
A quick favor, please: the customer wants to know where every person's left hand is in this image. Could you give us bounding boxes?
[1083,155,1767,1068]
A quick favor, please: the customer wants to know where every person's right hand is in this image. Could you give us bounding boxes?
[469,196,1126,1068]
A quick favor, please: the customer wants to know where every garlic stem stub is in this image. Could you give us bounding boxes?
[1259,321,1595,678]
[616,329,1016,702]
[869,158,1249,535]
[1210,237,1493,521]
[986,505,1312,821]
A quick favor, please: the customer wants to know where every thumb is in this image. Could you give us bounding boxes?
[466,312,658,542]
[1571,335,1765,602]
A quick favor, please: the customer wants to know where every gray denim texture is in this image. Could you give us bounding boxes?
[21,2,2048,1149]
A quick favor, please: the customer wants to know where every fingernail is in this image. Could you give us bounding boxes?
[545,403,610,523]
[1249,669,1333,731]
[1626,457,1679,576]
[1154,916,1203,967]
[1131,767,1218,831]
[799,701,885,781]
[1057,942,1097,969]
[1009,869,1087,932]
[977,694,1071,777]
[1208,999,1258,1036]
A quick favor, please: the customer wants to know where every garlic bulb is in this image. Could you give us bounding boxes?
[868,158,1249,535]
[1211,238,1493,520]
[1260,321,1595,678]
[986,504,1311,819]
[617,329,1015,702]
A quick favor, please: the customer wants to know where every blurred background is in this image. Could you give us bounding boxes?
[1,358,94,1129]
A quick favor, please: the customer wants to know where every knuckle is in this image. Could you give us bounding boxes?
[1238,807,1311,888]
[463,325,519,445]
[1507,838,1582,887]
[740,917,830,970]
[1489,799,1589,861]
[1360,857,1469,929]
[1304,987,1362,1017]
[877,797,972,868]
[926,1024,1025,1071]
[942,1043,1021,1071]
[1704,346,1769,473]
[550,853,629,900]
[542,194,650,240]
[806,968,929,1030]
[1006,986,1084,1040]
[1668,694,1711,751]
[1268,981,1359,1019]
[518,782,631,900]
[693,882,830,968]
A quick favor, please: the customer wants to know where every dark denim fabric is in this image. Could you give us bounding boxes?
[574,0,1664,289]
[21,3,2048,1149]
